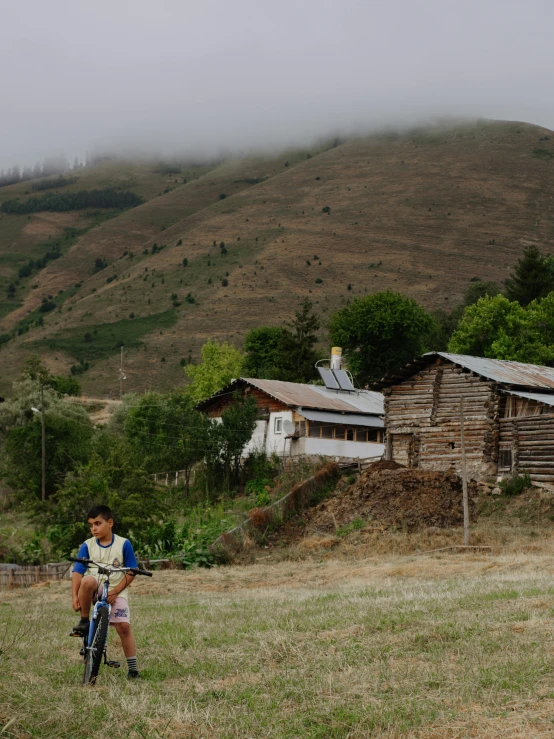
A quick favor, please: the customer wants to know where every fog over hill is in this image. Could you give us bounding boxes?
[2,1,554,169]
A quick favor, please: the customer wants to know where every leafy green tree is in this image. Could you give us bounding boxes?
[243,300,321,382]
[428,280,501,350]
[505,246,554,306]
[448,295,526,357]
[329,291,434,384]
[3,413,93,502]
[205,394,258,490]
[45,438,169,555]
[243,326,285,377]
[184,339,244,403]
[449,292,554,364]
[123,391,209,495]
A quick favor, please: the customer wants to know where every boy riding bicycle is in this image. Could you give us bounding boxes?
[71,505,141,679]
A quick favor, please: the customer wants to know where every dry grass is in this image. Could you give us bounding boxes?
[3,541,554,738]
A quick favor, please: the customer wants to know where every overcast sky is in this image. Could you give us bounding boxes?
[1,0,554,170]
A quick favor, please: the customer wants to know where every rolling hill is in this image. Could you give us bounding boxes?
[1,119,554,397]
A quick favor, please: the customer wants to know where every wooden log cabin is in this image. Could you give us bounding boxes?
[373,352,554,483]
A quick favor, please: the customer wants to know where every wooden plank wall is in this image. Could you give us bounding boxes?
[499,414,554,482]
[385,360,499,478]
[206,386,288,417]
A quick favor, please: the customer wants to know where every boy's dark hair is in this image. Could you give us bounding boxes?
[87,505,113,522]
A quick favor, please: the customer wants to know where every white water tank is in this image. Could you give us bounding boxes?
[330,347,342,371]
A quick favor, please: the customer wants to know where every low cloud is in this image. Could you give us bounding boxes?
[1,0,553,169]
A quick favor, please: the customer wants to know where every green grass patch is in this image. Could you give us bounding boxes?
[30,309,177,363]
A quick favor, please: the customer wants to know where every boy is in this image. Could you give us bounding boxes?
[71,504,141,679]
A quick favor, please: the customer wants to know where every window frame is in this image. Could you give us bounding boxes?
[274,417,283,434]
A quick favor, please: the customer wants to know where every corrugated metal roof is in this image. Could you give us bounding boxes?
[308,384,384,414]
[373,352,554,390]
[436,353,554,389]
[196,377,384,415]
[504,390,554,407]
[299,409,384,427]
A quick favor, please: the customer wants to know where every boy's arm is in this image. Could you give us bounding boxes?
[72,572,83,611]
[71,541,90,611]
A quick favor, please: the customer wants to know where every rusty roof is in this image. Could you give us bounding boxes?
[373,352,554,390]
[196,377,384,415]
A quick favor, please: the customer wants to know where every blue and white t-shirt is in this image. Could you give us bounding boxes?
[72,534,138,601]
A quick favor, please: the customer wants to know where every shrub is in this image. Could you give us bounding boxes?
[182,257,188,267]
[499,472,532,496]
[219,193,227,200]
[322,206,330,213]
[315,277,323,284]
[221,278,229,287]
[39,300,56,312]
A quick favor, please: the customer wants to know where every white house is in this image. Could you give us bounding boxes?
[196,377,385,461]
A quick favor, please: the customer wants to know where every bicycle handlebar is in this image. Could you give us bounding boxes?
[68,557,153,577]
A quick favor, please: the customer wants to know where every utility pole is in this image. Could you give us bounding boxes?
[40,383,46,502]
[119,345,125,400]
[460,398,470,546]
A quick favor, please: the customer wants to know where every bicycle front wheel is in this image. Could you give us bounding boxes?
[83,606,109,685]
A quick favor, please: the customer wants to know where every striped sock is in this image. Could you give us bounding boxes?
[127,657,138,672]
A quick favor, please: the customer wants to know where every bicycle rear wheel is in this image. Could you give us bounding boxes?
[83,606,109,685]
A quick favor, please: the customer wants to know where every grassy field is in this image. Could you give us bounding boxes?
[3,548,554,738]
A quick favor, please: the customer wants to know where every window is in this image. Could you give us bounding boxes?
[321,425,334,439]
[367,429,380,442]
[499,449,512,469]
[356,429,368,442]
[346,428,355,441]
[309,423,321,438]
[274,417,283,433]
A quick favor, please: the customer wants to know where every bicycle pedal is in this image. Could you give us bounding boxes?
[79,647,86,656]
[69,630,83,637]
[105,660,121,668]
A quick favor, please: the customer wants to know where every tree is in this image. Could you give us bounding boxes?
[184,339,244,403]
[0,360,91,501]
[123,391,209,495]
[505,246,554,306]
[329,291,434,385]
[205,394,258,490]
[428,280,501,350]
[243,300,321,382]
[45,438,169,556]
[243,326,285,377]
[449,292,554,365]
[448,295,526,358]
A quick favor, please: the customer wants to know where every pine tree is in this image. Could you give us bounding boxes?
[505,245,554,306]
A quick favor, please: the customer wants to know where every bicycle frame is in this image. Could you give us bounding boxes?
[86,577,111,651]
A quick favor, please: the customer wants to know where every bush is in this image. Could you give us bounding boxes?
[322,206,331,213]
[221,278,229,287]
[315,277,323,284]
[39,300,56,313]
[499,472,532,496]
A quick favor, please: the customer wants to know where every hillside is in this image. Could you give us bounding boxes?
[1,119,554,397]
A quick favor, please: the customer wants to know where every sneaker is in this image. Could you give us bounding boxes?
[72,617,90,636]
[127,669,141,680]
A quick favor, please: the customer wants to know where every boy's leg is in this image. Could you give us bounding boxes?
[77,576,99,618]
[114,622,136,658]
[114,622,139,678]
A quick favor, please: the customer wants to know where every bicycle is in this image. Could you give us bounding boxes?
[69,557,152,685]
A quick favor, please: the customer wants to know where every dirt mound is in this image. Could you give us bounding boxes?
[308,466,477,533]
